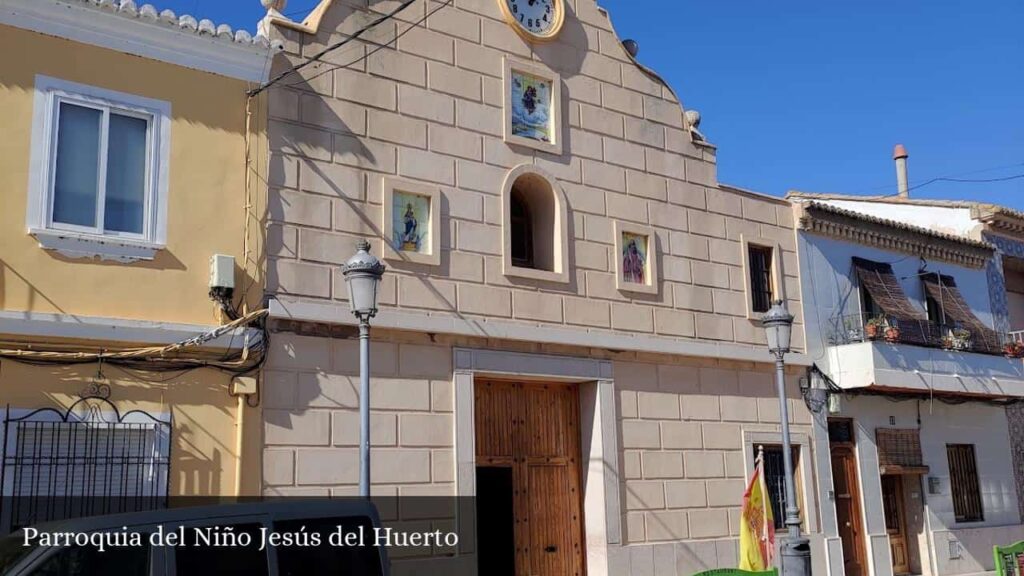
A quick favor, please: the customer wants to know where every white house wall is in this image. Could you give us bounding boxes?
[798,232,996,371]
[835,395,1023,576]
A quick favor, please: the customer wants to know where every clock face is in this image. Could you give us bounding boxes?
[502,0,563,40]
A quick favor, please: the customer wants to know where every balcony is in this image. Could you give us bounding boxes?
[829,314,1017,357]
[825,314,1024,397]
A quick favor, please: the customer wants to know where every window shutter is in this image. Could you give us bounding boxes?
[922,273,1002,353]
[947,444,984,522]
[852,258,930,345]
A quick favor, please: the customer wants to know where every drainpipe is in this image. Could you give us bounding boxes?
[894,144,910,198]
[231,376,258,496]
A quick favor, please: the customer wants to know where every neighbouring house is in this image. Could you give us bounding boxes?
[0,0,277,533]
[259,0,823,574]
[791,147,1024,576]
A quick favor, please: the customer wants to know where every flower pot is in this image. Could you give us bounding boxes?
[865,324,880,340]
[884,328,901,343]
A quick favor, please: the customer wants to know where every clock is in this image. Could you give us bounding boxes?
[498,0,565,43]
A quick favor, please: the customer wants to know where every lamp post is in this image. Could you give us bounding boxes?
[342,239,386,499]
[762,300,811,576]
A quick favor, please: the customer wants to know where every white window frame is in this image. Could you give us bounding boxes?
[27,75,171,262]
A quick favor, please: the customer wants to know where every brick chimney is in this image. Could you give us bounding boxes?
[893,144,909,198]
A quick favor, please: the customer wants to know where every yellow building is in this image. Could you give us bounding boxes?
[0,0,277,529]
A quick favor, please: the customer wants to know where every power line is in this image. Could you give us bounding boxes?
[930,173,1024,184]
[248,0,419,97]
[857,161,1024,199]
[278,0,453,91]
[859,160,1024,194]
[870,169,1024,200]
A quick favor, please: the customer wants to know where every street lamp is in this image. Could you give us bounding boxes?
[762,300,811,576]
[342,239,386,498]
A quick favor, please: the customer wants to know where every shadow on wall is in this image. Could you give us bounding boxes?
[174,447,223,498]
[0,258,67,313]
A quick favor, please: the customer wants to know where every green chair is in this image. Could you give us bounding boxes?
[994,541,1024,576]
[696,565,774,569]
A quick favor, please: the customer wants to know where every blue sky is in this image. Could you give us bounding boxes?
[167,0,1023,208]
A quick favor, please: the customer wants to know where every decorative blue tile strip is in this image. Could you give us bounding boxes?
[984,233,1024,335]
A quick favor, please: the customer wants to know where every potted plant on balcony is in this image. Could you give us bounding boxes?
[883,323,901,343]
[844,317,865,342]
[865,316,885,340]
[1005,341,1024,359]
[944,328,972,351]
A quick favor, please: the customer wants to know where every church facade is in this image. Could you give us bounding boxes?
[259,0,824,573]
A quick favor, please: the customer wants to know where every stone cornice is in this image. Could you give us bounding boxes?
[972,206,1024,237]
[797,202,994,268]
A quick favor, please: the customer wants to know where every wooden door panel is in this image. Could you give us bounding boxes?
[527,465,571,576]
[475,380,585,576]
[522,384,569,458]
[831,447,866,576]
[882,476,910,574]
[476,380,517,464]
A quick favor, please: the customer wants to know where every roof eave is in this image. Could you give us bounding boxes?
[1,0,279,83]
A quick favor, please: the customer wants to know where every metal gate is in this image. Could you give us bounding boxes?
[0,396,171,533]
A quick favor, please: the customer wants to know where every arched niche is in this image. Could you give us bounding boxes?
[501,164,570,284]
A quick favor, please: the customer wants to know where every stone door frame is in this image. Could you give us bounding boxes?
[452,347,621,575]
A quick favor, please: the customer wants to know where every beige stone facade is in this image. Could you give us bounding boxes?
[261,0,816,573]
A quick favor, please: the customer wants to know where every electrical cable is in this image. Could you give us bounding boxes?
[0,310,268,376]
[249,0,420,97]
[874,172,1024,199]
[853,161,1024,197]
[276,0,454,91]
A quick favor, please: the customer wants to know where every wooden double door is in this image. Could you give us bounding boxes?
[474,380,585,576]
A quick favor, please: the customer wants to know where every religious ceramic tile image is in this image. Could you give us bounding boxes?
[381,177,441,266]
[503,57,561,154]
[392,190,430,254]
[621,231,648,285]
[615,222,659,294]
[511,70,552,143]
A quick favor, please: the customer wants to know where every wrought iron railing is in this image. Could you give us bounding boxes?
[827,313,1016,357]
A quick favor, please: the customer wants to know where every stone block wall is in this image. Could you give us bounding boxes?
[262,329,455,496]
[261,324,815,573]
[263,0,804,353]
[614,359,813,547]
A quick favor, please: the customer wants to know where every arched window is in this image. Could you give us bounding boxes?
[510,190,534,268]
[501,165,569,284]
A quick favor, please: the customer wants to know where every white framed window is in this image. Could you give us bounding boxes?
[27,75,171,262]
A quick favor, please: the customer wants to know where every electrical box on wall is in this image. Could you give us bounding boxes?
[828,394,842,414]
[210,254,235,290]
[928,476,941,494]
[948,540,962,560]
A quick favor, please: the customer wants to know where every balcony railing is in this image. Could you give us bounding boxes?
[828,313,1021,358]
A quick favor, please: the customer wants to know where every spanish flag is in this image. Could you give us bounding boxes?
[739,447,775,571]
